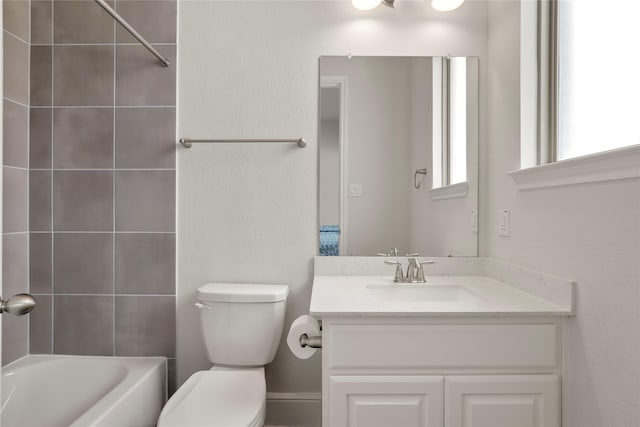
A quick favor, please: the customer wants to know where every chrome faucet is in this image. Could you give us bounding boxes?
[377,248,399,257]
[385,258,435,283]
[384,260,405,283]
[405,258,416,281]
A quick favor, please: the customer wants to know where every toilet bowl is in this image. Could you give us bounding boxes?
[157,367,266,427]
[157,283,289,427]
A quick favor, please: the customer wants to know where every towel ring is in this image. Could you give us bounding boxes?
[414,168,427,189]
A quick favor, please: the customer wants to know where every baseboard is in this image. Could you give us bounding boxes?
[267,392,322,401]
[266,392,322,427]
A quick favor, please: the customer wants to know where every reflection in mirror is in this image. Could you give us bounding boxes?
[318,56,479,257]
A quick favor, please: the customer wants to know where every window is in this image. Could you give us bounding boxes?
[511,0,640,190]
[550,0,640,161]
[432,57,467,188]
[556,0,640,159]
[449,57,467,183]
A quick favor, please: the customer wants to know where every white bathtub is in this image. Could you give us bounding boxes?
[1,355,167,427]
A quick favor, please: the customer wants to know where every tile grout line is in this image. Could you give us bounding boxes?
[30,230,177,234]
[32,293,176,298]
[112,4,117,358]
[50,0,55,355]
[27,0,32,357]
[31,105,177,109]
[32,43,177,47]
[30,168,176,171]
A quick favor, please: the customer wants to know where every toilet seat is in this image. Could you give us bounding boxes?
[157,369,266,427]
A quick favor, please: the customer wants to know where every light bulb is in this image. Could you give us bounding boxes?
[352,0,382,11]
[431,0,465,12]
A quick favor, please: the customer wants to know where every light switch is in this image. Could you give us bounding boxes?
[499,209,510,237]
[349,184,362,197]
[471,210,478,233]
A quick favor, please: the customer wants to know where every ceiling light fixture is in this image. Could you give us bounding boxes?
[352,0,381,11]
[352,0,395,11]
[431,0,465,12]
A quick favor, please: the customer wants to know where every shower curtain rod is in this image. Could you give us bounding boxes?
[94,0,171,68]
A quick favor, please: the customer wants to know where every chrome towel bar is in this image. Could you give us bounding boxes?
[179,138,307,148]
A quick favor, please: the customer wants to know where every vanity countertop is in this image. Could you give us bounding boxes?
[310,274,573,317]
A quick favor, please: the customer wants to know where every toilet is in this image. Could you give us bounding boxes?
[157,283,290,427]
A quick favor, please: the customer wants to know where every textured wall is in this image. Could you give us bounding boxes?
[26,0,177,388]
[2,0,31,365]
[485,2,640,426]
[318,118,340,226]
[178,0,488,394]
[416,57,479,257]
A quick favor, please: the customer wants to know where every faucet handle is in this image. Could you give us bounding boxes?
[405,253,420,257]
[378,248,400,257]
[417,260,435,282]
[384,260,404,283]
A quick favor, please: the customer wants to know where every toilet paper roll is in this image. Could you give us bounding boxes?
[287,315,321,359]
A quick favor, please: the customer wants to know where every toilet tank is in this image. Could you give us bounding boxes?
[196,283,289,367]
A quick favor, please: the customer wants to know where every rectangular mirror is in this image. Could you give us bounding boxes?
[318,56,479,257]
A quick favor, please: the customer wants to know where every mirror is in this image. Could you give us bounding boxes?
[318,56,479,257]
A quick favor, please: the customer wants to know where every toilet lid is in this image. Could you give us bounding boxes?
[158,370,265,427]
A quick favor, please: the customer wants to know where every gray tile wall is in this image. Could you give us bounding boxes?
[26,0,177,382]
[3,0,31,365]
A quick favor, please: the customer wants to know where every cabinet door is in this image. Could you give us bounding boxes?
[445,375,560,427]
[328,375,444,427]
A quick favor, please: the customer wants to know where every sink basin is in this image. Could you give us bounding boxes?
[365,284,481,302]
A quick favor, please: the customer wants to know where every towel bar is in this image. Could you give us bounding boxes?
[179,138,307,148]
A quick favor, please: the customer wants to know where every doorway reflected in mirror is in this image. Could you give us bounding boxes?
[318,56,479,257]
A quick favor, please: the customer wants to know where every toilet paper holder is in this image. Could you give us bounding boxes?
[299,333,322,349]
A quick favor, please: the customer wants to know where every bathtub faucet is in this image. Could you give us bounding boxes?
[0,293,36,316]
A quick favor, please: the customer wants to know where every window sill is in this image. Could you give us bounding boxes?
[508,145,640,191]
[429,181,469,200]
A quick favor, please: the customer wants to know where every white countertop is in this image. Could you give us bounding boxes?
[309,274,573,317]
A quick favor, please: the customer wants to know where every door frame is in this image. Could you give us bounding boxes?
[319,75,348,255]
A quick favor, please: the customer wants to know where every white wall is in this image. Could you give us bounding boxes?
[418,58,479,257]
[486,2,640,426]
[319,118,340,225]
[178,0,488,392]
[408,57,435,254]
[0,2,4,368]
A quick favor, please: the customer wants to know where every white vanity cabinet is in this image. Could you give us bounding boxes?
[328,375,444,427]
[321,318,562,427]
[444,375,559,427]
